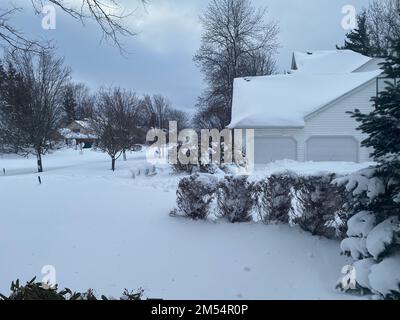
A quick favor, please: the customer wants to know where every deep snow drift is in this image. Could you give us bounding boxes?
[0,149,370,299]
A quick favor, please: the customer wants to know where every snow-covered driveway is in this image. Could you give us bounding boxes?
[0,149,368,299]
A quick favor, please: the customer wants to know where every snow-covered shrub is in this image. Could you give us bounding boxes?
[336,167,400,298]
[172,160,198,174]
[255,171,298,224]
[340,211,376,260]
[217,175,255,223]
[174,173,219,220]
[366,216,400,260]
[346,211,376,238]
[369,253,400,300]
[341,237,369,260]
[353,258,376,293]
[292,174,348,239]
[0,277,144,300]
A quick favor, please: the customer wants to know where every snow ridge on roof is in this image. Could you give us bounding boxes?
[229,70,382,128]
[292,50,372,74]
[74,120,92,130]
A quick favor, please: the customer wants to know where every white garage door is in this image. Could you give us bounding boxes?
[306,136,358,162]
[255,137,297,164]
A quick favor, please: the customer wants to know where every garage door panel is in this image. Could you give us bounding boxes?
[255,137,297,164]
[306,136,358,162]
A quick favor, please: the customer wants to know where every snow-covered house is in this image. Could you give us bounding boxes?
[228,50,385,164]
[59,120,98,148]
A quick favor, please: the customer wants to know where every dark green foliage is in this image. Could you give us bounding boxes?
[338,10,374,56]
[217,175,254,223]
[349,39,400,218]
[339,37,400,299]
[0,277,144,300]
[62,86,77,124]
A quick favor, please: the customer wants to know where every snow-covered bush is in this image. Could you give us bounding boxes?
[366,216,400,260]
[0,277,144,300]
[336,168,400,298]
[255,171,298,224]
[291,174,348,239]
[174,173,219,220]
[217,175,255,223]
[369,253,400,299]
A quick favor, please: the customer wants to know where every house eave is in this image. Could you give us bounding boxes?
[227,124,305,130]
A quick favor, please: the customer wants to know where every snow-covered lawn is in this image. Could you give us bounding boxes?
[0,149,371,299]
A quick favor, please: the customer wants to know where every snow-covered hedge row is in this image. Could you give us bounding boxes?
[172,171,349,239]
[291,174,348,239]
[173,173,220,220]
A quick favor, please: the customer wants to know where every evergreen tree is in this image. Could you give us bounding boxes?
[336,39,400,299]
[338,10,373,56]
[62,86,77,124]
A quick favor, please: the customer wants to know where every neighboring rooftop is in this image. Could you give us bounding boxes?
[291,50,372,74]
[228,70,382,128]
[59,128,97,140]
[73,120,92,130]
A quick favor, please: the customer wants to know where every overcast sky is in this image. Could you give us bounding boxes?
[9,0,371,113]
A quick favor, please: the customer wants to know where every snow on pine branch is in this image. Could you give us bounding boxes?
[334,167,385,200]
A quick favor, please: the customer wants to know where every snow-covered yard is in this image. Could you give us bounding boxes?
[0,149,371,299]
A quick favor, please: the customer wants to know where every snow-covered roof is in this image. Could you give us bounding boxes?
[74,120,92,130]
[59,128,97,140]
[229,70,381,128]
[292,50,372,74]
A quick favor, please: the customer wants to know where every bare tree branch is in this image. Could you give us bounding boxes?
[0,0,148,53]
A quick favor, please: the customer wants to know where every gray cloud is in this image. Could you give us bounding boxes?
[7,0,370,112]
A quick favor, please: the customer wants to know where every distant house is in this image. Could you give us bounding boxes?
[59,120,98,148]
[228,50,386,164]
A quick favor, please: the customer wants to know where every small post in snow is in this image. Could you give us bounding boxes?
[38,176,42,185]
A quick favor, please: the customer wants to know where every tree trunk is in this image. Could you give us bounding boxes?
[111,157,116,171]
[37,151,43,173]
[123,150,127,161]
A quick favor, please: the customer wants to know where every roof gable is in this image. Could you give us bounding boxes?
[292,50,372,74]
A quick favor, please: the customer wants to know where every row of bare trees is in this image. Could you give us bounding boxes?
[0,48,189,172]
[91,90,189,171]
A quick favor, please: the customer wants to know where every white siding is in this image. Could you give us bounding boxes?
[251,79,377,163]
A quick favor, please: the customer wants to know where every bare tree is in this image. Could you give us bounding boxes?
[193,0,279,129]
[0,0,148,52]
[165,108,190,131]
[365,0,400,57]
[91,88,143,170]
[141,94,171,129]
[65,83,96,120]
[141,94,190,131]
[0,49,71,172]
